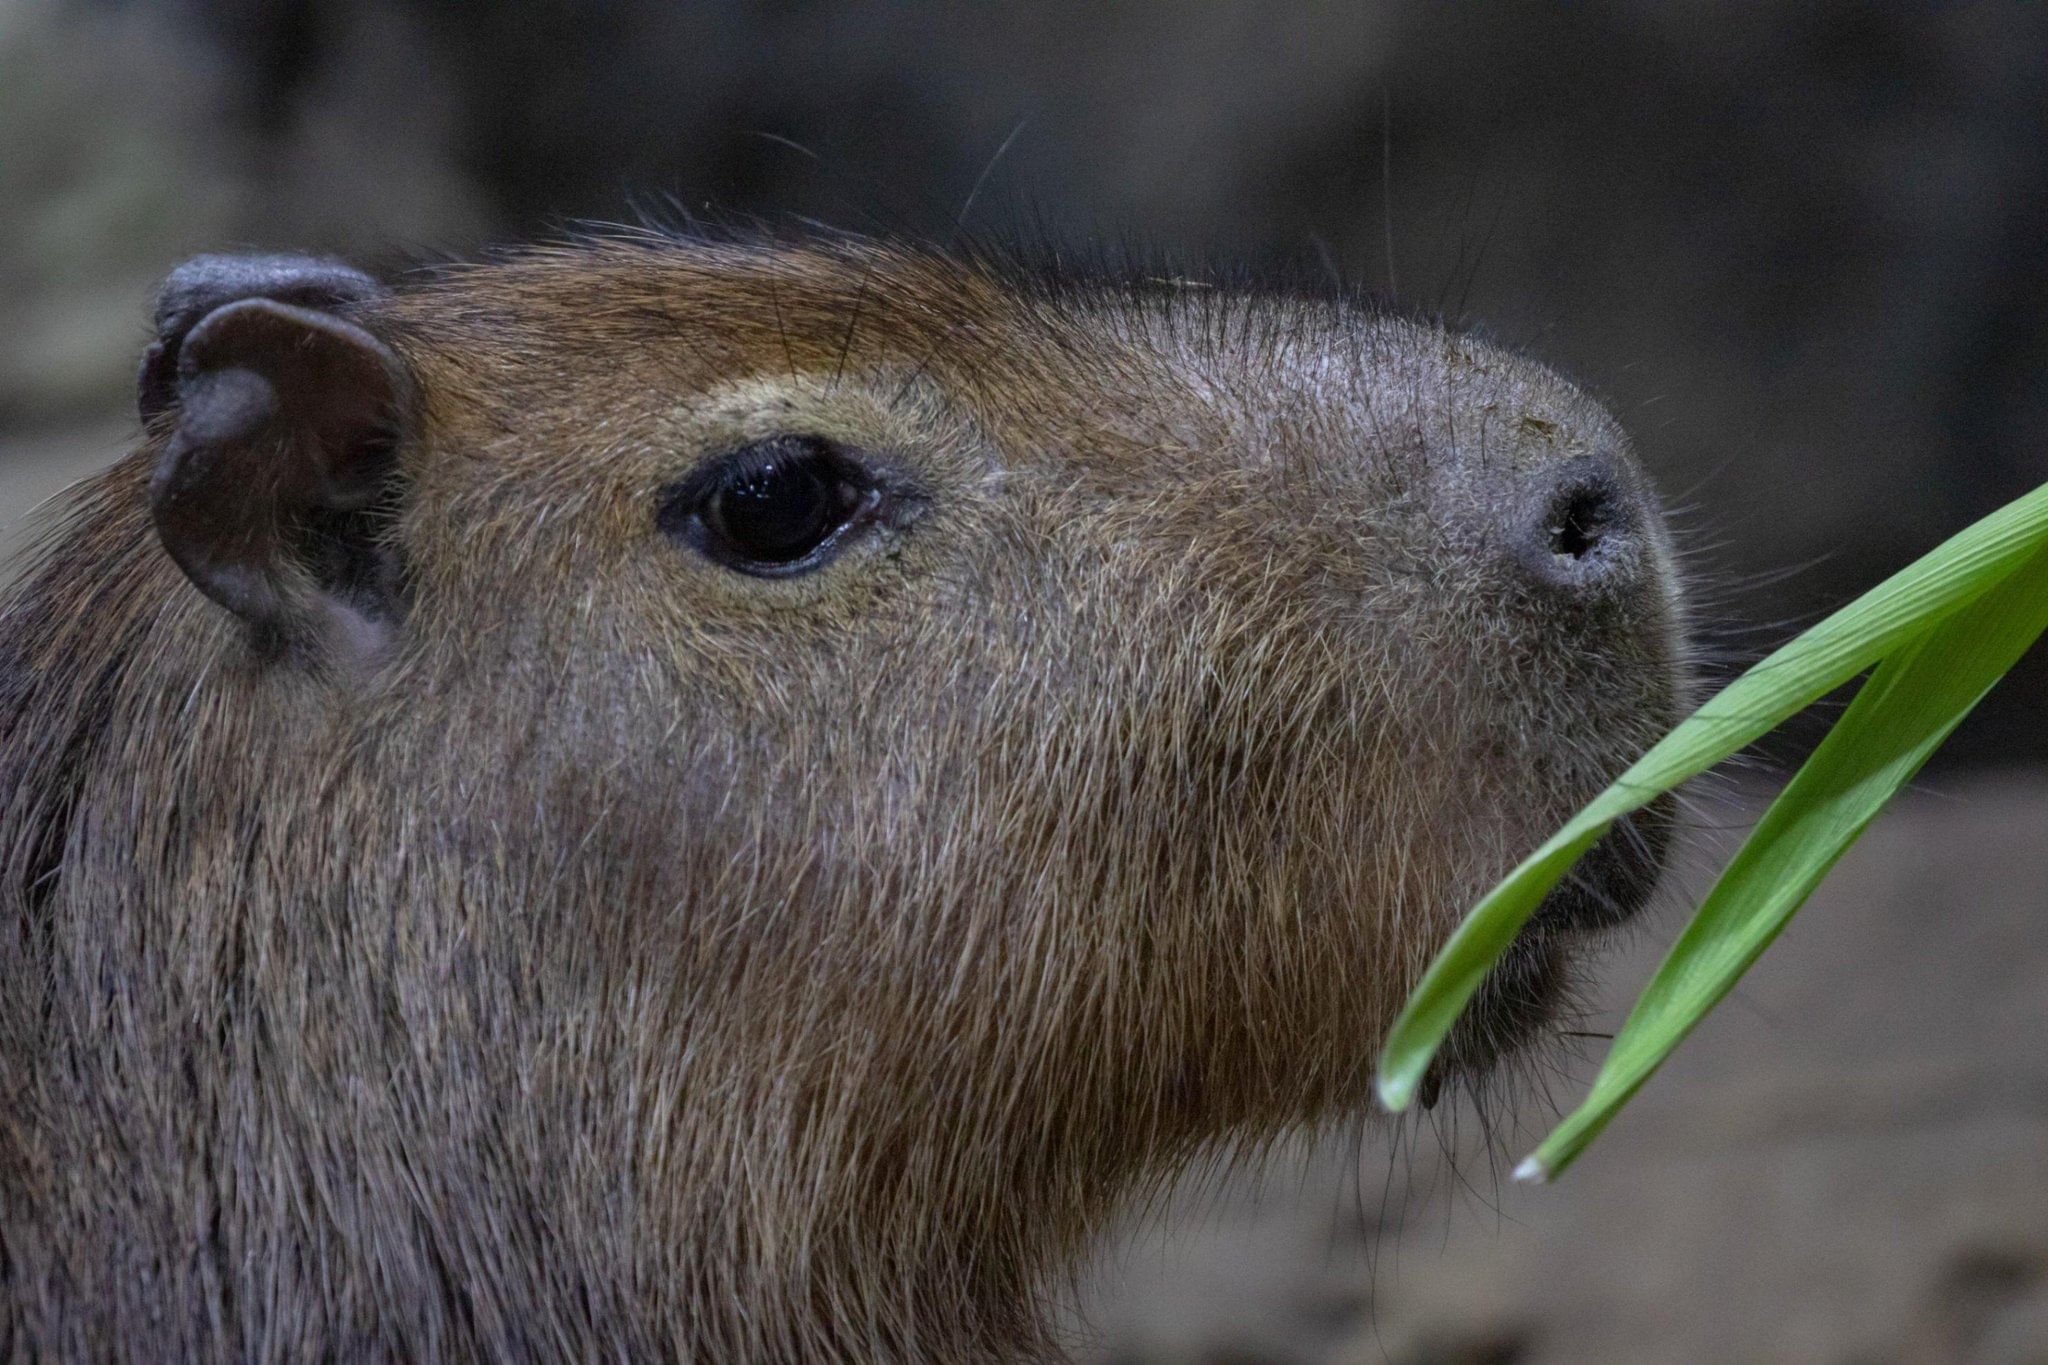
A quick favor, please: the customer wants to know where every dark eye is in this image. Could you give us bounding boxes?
[660,436,880,576]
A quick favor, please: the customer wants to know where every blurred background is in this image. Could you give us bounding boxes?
[2,2,2043,1360]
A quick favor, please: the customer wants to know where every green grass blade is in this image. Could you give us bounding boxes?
[1521,544,2048,1180]
[1375,479,2048,1112]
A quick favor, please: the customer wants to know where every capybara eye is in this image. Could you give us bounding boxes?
[660,436,879,576]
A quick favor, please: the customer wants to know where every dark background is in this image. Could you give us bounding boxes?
[4,5,2045,1360]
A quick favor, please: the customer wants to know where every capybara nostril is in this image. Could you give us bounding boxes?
[1548,484,1612,561]
[1516,457,1647,595]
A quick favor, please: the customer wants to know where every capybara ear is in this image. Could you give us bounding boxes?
[145,257,411,665]
[139,253,389,424]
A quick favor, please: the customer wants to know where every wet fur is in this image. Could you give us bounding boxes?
[0,233,1684,1361]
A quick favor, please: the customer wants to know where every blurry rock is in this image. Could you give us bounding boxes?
[0,0,488,429]
[0,2,237,423]
[191,0,491,259]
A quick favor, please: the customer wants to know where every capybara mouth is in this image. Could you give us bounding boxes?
[1416,793,1676,1106]
[1528,791,1675,935]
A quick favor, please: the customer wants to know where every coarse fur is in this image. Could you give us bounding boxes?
[0,231,1686,1362]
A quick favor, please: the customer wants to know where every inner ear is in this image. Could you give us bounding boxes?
[150,296,412,665]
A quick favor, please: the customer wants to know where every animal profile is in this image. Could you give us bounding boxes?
[0,235,1684,1361]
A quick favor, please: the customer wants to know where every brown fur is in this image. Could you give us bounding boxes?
[0,234,1685,1361]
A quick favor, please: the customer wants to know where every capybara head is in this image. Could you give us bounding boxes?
[0,235,1685,1361]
